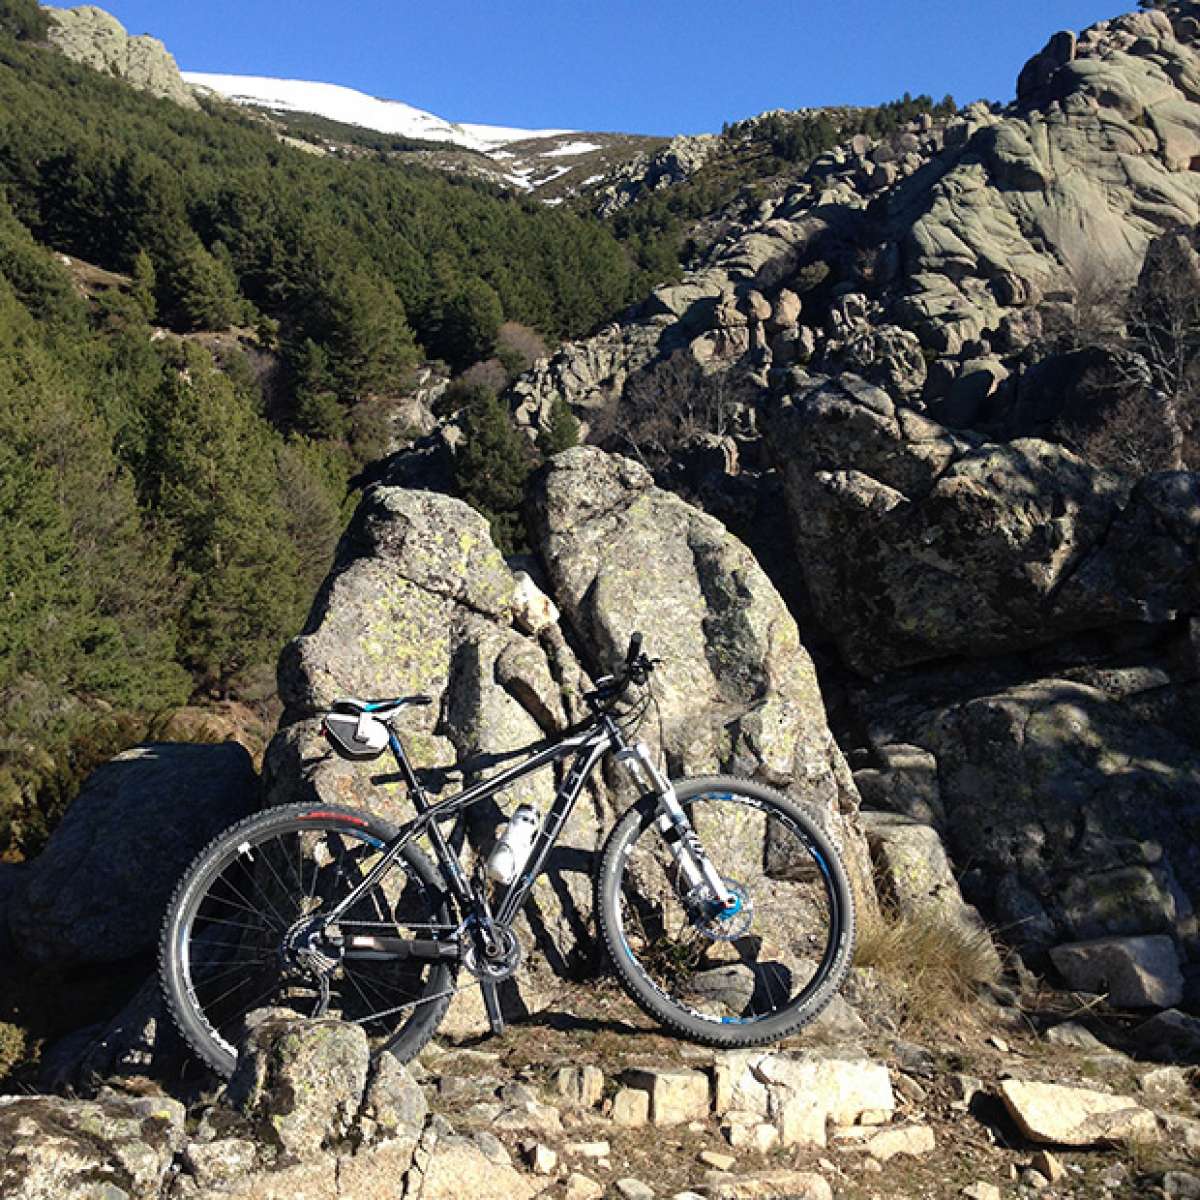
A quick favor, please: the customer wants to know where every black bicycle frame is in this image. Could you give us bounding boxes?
[325,714,621,946]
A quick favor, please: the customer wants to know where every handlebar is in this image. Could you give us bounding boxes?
[583,632,656,713]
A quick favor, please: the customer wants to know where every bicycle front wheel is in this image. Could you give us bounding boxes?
[159,803,457,1078]
[596,775,855,1047]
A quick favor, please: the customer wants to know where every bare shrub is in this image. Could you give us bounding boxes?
[1061,385,1183,475]
[1040,255,1133,352]
[495,321,549,376]
[1037,239,1200,471]
[854,905,1003,1036]
[459,357,509,395]
[593,351,752,467]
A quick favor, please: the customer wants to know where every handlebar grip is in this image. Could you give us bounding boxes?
[626,631,643,666]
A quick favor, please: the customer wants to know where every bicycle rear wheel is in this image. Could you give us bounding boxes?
[159,803,457,1078]
[596,775,855,1047]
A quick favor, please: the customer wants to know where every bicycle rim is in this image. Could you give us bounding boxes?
[609,785,848,1031]
[167,811,455,1069]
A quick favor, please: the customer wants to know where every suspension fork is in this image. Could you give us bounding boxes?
[613,738,735,910]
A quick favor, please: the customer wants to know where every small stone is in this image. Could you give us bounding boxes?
[687,1121,706,1132]
[622,1068,711,1126]
[611,1088,650,1128]
[1050,935,1184,1009]
[565,1173,604,1200]
[672,1194,708,1200]
[948,1075,982,1104]
[1139,1066,1191,1100]
[962,1185,1001,1200]
[492,1097,564,1136]
[556,1065,605,1108]
[700,1151,737,1171]
[1031,1150,1064,1183]
[752,1123,780,1154]
[894,1074,928,1104]
[861,1158,883,1173]
[864,1124,936,1162]
[565,1140,611,1159]
[616,1180,655,1200]
[998,1079,1157,1147]
[1043,1021,1106,1051]
[702,1170,832,1199]
[1162,1171,1200,1199]
[987,1035,1010,1053]
[1020,1167,1050,1190]
[525,1143,557,1175]
[512,570,560,635]
[858,1109,890,1126]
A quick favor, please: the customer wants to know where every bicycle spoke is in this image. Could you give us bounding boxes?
[611,788,843,1028]
[169,811,457,1075]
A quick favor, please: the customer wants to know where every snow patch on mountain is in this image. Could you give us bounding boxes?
[540,140,604,157]
[184,73,573,152]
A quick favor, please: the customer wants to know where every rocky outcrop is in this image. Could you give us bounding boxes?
[510,6,1200,460]
[7,742,256,968]
[765,374,1200,675]
[851,665,1200,981]
[265,448,875,1020]
[47,6,200,110]
[0,1090,186,1199]
[591,133,721,217]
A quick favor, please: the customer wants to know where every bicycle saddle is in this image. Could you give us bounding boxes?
[331,695,434,720]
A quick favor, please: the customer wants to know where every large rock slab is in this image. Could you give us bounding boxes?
[1050,935,1185,1008]
[0,1092,185,1199]
[998,1079,1157,1147]
[918,678,1200,954]
[527,446,876,905]
[764,377,1199,675]
[265,486,595,1011]
[227,1015,371,1160]
[8,742,256,967]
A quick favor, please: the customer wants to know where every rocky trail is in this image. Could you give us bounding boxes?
[5,972,1200,1199]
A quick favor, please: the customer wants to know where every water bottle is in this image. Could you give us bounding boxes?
[486,804,540,884]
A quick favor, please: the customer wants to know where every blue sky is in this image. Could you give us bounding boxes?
[84,0,1127,135]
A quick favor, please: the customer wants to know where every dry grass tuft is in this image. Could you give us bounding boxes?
[853,906,1003,1034]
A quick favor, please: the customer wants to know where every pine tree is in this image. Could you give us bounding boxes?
[537,396,581,457]
[148,344,305,693]
[0,0,49,42]
[130,249,156,322]
[158,236,242,331]
[453,388,533,555]
[429,278,504,371]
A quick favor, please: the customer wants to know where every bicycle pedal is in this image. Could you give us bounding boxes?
[479,980,506,1036]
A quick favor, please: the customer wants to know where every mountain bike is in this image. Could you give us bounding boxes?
[159,634,856,1077]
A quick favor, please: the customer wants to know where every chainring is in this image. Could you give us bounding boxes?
[461,926,523,982]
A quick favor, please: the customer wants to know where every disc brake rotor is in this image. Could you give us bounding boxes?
[687,878,754,941]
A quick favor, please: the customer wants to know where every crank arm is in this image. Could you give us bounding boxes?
[343,935,461,962]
